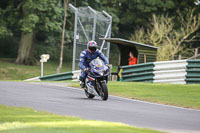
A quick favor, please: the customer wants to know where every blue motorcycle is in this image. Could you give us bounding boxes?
[84,58,109,100]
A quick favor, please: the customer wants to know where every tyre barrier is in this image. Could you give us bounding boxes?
[119,59,200,84]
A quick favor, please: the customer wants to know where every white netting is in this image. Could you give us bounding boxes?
[70,5,112,70]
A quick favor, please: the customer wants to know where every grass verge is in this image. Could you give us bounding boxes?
[69,81,200,110]
[0,58,118,80]
[0,58,72,80]
[0,105,162,133]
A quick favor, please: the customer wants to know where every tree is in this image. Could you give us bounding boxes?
[116,0,176,38]
[0,0,63,65]
[1,0,199,65]
[107,0,198,38]
[130,8,200,61]
[15,1,39,65]
[16,0,63,65]
[57,0,68,73]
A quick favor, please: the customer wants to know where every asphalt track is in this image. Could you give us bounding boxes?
[0,81,200,133]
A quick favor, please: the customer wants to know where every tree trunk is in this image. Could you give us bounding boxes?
[16,32,36,65]
[15,0,37,65]
[57,0,68,73]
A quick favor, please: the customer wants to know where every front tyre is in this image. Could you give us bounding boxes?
[99,81,108,101]
[84,89,95,99]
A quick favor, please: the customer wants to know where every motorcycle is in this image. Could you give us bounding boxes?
[84,58,109,101]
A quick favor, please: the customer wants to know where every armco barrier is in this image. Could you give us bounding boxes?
[120,59,200,84]
[29,60,200,83]
[153,60,187,84]
[40,72,73,81]
[186,60,200,84]
[120,62,154,82]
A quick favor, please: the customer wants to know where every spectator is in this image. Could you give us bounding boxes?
[129,51,137,65]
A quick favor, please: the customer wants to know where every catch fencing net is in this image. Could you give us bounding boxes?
[69,4,112,71]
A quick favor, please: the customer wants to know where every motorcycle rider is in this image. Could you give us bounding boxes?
[79,40,109,88]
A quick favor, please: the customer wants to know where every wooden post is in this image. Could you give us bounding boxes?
[118,50,121,66]
[41,62,43,77]
[179,54,182,60]
[144,54,146,63]
[195,48,198,59]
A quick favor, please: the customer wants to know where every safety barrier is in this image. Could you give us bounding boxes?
[186,60,200,84]
[119,59,200,84]
[153,60,187,84]
[120,63,154,82]
[26,60,200,84]
[24,70,81,81]
[40,72,74,81]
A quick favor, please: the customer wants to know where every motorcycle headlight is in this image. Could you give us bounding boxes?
[100,72,104,76]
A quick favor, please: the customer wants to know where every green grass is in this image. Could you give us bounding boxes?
[0,58,72,80]
[70,81,200,110]
[0,105,162,133]
[0,58,118,80]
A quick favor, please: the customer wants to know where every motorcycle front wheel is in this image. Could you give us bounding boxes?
[84,88,95,99]
[99,81,108,101]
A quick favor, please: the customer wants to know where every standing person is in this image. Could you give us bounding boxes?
[79,40,109,88]
[129,51,137,65]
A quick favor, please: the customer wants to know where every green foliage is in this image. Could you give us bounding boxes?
[34,41,73,61]
[0,25,13,38]
[20,0,63,33]
[20,14,39,33]
[116,0,176,37]
[130,8,200,61]
[0,0,65,64]
[101,1,120,36]
[0,0,199,62]
[0,9,13,37]
[110,0,198,38]
[0,0,63,36]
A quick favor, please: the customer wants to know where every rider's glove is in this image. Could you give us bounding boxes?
[84,68,89,72]
[106,64,110,68]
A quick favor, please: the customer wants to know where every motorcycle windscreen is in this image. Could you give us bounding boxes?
[90,58,104,68]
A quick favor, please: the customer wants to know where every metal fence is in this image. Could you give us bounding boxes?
[31,60,200,84]
[186,60,200,84]
[69,4,112,71]
[119,59,200,84]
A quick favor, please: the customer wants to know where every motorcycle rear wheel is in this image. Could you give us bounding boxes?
[99,81,108,101]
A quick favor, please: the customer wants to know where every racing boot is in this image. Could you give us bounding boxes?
[79,77,85,88]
